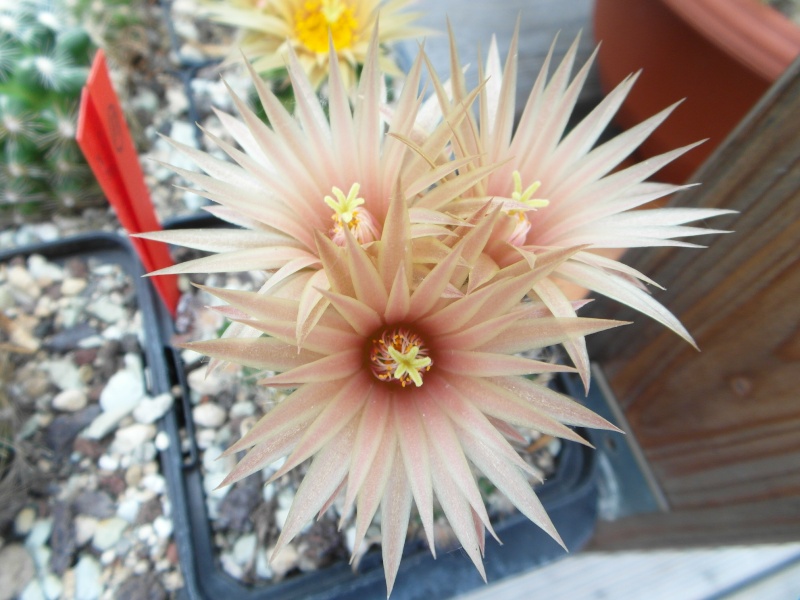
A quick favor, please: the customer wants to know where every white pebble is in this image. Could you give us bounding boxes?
[256,550,273,579]
[153,516,173,539]
[25,519,53,549]
[99,368,144,414]
[192,403,227,429]
[60,277,87,296]
[92,517,128,551]
[232,534,257,567]
[40,573,62,600]
[74,516,98,547]
[14,507,36,536]
[141,473,166,495]
[74,554,103,600]
[268,545,300,579]
[116,498,141,524]
[133,393,174,424]
[154,431,170,451]
[97,454,120,471]
[111,424,157,455]
[19,580,45,600]
[52,389,88,412]
[229,401,255,418]
[220,552,243,580]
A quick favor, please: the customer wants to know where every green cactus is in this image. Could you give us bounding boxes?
[0,0,102,224]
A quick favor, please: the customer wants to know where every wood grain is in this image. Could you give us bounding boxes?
[585,54,800,545]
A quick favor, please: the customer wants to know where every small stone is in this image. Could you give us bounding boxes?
[187,367,228,397]
[111,424,156,455]
[45,323,98,353]
[87,297,126,323]
[229,401,255,418]
[124,464,143,487]
[7,264,41,299]
[256,550,273,579]
[19,580,45,600]
[25,518,53,549]
[46,406,101,454]
[74,515,98,546]
[92,517,128,551]
[97,453,120,471]
[141,473,166,495]
[115,574,167,600]
[0,544,35,600]
[27,254,64,285]
[268,544,300,580]
[232,533,257,567]
[49,502,75,575]
[132,393,173,424]
[60,277,87,296]
[153,516,173,539]
[154,431,170,451]
[40,574,62,600]
[193,403,226,428]
[52,389,88,412]
[99,368,144,414]
[74,555,102,600]
[42,358,84,392]
[117,498,141,524]
[220,552,243,579]
[14,507,36,536]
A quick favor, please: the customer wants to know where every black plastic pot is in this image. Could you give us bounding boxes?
[157,214,601,600]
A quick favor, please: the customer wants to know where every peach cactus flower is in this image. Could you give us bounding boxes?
[183,197,624,594]
[201,0,431,90]
[418,28,734,388]
[140,31,490,343]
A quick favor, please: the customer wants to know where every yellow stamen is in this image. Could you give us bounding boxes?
[369,327,432,388]
[510,171,549,210]
[294,0,358,54]
[325,183,378,245]
[324,183,364,224]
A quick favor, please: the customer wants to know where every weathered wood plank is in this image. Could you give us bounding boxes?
[585,54,800,543]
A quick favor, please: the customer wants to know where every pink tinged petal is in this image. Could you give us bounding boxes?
[232,315,361,356]
[436,305,544,351]
[197,285,299,322]
[379,184,413,293]
[406,243,464,321]
[318,288,382,337]
[314,230,356,297]
[354,26,382,206]
[351,422,397,560]
[468,253,499,293]
[219,429,300,488]
[342,392,392,515]
[480,35,502,140]
[491,375,623,432]
[427,377,541,480]
[516,35,585,175]
[203,205,273,231]
[556,259,697,347]
[270,376,373,482]
[261,256,321,296]
[487,417,527,445]
[403,154,479,199]
[446,376,594,446]
[285,46,333,167]
[385,263,411,323]
[437,350,574,378]
[546,72,640,184]
[258,348,363,387]
[133,229,295,252]
[272,421,356,556]
[408,208,467,228]
[146,246,317,276]
[318,477,348,520]
[223,77,325,213]
[418,390,498,541]
[326,40,358,183]
[546,102,683,205]
[429,443,486,581]
[178,337,324,371]
[296,269,331,346]
[573,251,664,289]
[160,134,261,191]
[223,381,336,456]
[381,450,413,596]
[212,107,268,163]
[475,316,628,355]
[393,398,436,557]
[343,226,389,313]
[459,431,565,551]
[487,21,520,162]
[414,161,504,211]
[533,277,592,392]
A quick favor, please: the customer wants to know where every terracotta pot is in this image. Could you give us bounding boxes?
[593,0,800,183]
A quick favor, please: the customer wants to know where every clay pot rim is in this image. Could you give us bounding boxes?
[662,0,800,81]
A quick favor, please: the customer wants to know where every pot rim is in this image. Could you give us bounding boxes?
[661,0,800,81]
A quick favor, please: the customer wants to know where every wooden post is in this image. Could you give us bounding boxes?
[586,56,800,548]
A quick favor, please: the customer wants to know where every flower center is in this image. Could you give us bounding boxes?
[506,171,549,246]
[369,327,432,388]
[294,0,358,54]
[324,183,378,246]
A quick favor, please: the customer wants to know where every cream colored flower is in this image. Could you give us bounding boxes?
[203,0,431,90]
